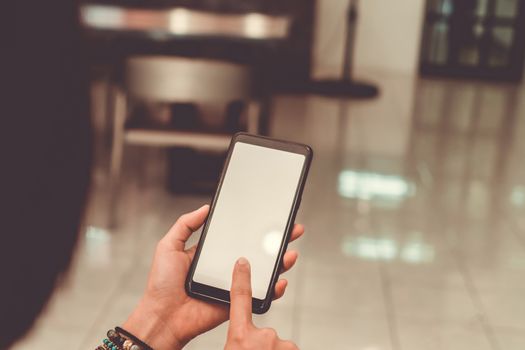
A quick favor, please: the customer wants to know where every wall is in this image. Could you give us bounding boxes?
[312,0,426,79]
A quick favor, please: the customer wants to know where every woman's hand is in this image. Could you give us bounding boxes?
[123,205,304,350]
[225,257,298,350]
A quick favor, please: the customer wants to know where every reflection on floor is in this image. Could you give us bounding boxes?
[13,76,525,350]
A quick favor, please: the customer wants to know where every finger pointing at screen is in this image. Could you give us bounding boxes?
[225,258,299,350]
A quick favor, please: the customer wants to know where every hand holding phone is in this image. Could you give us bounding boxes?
[123,205,305,349]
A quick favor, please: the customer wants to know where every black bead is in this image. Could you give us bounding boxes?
[107,329,124,345]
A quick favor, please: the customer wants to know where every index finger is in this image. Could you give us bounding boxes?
[229,257,253,328]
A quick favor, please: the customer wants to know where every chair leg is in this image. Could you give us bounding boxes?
[103,74,115,147]
[253,94,272,136]
[108,86,126,229]
[246,101,261,134]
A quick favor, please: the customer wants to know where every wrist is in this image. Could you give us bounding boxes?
[123,298,185,350]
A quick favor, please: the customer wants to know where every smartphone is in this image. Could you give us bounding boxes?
[186,133,312,314]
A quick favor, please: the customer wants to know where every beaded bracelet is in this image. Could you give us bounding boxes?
[107,329,126,349]
[95,327,153,350]
[104,338,121,350]
[116,326,154,350]
[95,338,121,350]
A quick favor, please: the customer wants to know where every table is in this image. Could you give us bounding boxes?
[81,4,294,137]
[80,4,291,40]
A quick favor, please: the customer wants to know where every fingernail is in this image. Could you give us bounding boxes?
[237,257,249,266]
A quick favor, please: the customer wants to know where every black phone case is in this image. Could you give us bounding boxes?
[185,132,313,314]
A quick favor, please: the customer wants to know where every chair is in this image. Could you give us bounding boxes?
[108,56,260,226]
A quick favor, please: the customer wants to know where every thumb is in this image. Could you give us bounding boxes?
[161,204,209,251]
[229,257,253,328]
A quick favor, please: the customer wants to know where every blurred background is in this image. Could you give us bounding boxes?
[12,0,525,349]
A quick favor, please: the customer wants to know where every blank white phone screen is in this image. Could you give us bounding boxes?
[193,142,305,299]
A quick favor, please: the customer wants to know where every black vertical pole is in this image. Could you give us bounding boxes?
[309,0,379,98]
[342,0,357,81]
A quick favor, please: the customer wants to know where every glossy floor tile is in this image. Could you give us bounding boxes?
[396,319,493,350]
[12,75,525,350]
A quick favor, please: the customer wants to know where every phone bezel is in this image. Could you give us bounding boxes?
[185,132,313,314]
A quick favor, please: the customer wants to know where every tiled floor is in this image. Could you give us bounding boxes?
[12,75,525,350]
